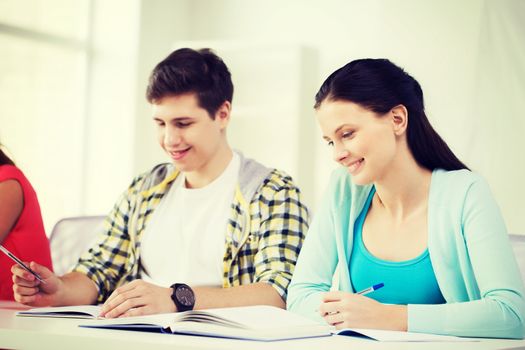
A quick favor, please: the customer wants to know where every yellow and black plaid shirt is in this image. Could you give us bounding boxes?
[73,156,309,303]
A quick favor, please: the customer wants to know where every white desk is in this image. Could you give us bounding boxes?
[1,301,524,350]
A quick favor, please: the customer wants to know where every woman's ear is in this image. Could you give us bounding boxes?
[390,104,408,136]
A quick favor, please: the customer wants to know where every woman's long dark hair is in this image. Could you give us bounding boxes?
[314,58,468,171]
[0,144,15,166]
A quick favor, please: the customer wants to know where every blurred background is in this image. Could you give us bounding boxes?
[0,0,524,235]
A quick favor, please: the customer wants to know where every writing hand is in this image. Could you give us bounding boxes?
[319,291,407,331]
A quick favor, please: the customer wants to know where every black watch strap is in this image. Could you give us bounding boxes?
[170,283,195,312]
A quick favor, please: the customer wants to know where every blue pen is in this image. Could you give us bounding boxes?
[356,282,384,295]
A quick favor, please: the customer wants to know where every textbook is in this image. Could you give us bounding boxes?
[78,305,331,341]
[17,305,103,319]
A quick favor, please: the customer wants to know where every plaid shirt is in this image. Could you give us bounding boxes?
[73,157,309,303]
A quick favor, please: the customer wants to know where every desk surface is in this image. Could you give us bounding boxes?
[1,301,524,350]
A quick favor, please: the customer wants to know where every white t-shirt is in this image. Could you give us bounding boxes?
[140,152,241,287]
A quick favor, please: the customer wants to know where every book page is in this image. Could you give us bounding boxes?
[175,311,246,328]
[336,328,476,342]
[167,320,331,341]
[80,306,332,341]
[17,305,103,319]
[180,305,325,330]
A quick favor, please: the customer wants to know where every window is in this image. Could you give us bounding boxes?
[0,0,92,233]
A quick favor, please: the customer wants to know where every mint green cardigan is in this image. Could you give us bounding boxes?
[287,168,524,339]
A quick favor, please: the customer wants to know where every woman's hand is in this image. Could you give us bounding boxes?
[319,291,407,331]
[11,262,62,306]
[100,280,176,318]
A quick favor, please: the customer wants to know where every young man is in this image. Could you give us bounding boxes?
[12,48,309,318]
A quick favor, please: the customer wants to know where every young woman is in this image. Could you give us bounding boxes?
[287,59,524,339]
[0,144,53,300]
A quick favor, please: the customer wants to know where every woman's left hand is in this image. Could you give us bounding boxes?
[319,291,407,331]
[100,280,175,318]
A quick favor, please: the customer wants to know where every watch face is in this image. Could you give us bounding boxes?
[176,285,195,306]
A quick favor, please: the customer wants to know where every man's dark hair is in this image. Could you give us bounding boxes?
[146,48,234,119]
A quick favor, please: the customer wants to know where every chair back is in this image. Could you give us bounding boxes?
[510,234,525,284]
[49,216,105,275]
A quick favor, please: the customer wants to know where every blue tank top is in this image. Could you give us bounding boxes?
[349,188,445,305]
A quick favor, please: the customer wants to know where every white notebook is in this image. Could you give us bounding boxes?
[17,305,103,319]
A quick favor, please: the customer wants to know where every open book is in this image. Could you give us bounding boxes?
[78,305,331,341]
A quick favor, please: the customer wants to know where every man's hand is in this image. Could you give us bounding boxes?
[11,262,62,306]
[319,291,407,331]
[100,280,176,318]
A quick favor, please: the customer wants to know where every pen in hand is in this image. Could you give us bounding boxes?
[318,283,384,315]
[356,282,384,296]
[0,245,46,284]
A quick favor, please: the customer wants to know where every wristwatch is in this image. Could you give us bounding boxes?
[170,283,195,312]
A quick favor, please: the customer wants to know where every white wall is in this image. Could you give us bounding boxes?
[467,0,525,235]
[0,1,89,232]
[150,0,522,233]
[82,0,141,216]
[3,0,524,235]
[184,0,486,202]
[132,0,192,175]
[90,0,525,234]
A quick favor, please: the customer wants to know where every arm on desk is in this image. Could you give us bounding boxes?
[99,280,284,318]
[194,282,285,309]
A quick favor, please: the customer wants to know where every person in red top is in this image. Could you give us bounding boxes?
[0,143,53,300]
